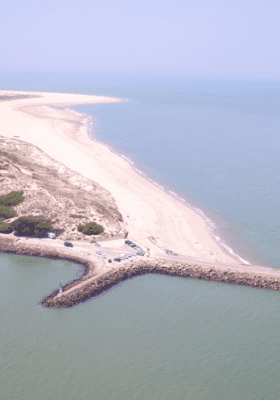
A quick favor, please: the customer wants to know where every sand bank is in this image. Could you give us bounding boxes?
[0,89,240,265]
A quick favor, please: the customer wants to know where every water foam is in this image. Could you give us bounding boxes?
[121,155,134,164]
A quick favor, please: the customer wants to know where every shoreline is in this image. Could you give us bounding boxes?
[0,89,277,308]
[68,105,252,266]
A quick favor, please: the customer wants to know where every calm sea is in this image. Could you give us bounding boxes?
[1,71,280,399]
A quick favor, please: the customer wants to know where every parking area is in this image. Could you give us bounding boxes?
[94,239,146,262]
[56,238,147,263]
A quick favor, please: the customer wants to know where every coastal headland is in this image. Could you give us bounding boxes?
[1,90,279,308]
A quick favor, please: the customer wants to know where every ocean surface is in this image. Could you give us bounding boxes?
[1,71,280,399]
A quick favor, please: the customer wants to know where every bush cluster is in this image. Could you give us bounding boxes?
[78,222,103,236]
[10,216,53,237]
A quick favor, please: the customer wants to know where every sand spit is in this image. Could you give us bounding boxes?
[1,89,278,309]
[0,90,240,265]
[1,234,280,309]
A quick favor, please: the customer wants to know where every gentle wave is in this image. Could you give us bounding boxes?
[134,168,146,176]
[151,181,165,190]
[121,154,134,164]
[219,241,251,264]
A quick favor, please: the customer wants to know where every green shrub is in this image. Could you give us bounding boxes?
[10,215,53,237]
[78,222,103,236]
[0,205,16,220]
[0,191,25,206]
[0,221,13,234]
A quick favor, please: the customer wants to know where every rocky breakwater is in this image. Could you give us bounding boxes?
[41,257,280,309]
[0,233,103,284]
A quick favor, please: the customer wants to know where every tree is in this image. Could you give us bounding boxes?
[78,222,103,236]
[34,220,53,237]
[10,215,53,237]
[0,221,13,234]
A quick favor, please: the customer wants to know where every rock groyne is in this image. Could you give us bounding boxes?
[1,233,280,309]
[42,258,280,309]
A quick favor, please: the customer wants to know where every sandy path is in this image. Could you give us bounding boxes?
[0,90,241,265]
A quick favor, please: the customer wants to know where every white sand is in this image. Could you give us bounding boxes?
[0,90,239,264]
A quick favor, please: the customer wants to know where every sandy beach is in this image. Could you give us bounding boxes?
[0,89,239,265]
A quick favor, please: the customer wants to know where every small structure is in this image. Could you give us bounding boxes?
[47,232,56,239]
[58,284,63,297]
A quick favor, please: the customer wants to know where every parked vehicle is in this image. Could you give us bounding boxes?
[64,242,73,247]
[114,257,121,262]
[108,259,112,263]
[102,255,107,259]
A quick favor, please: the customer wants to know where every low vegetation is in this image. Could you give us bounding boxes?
[0,190,25,207]
[78,222,103,236]
[0,204,16,219]
[0,190,25,221]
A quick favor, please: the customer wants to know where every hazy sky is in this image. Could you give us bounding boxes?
[1,0,280,79]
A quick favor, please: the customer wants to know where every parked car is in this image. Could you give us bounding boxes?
[102,255,107,259]
[125,240,132,245]
[114,257,121,262]
[108,259,112,263]
[64,242,73,247]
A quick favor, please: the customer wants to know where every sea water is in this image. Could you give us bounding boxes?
[1,71,280,399]
[72,75,280,269]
